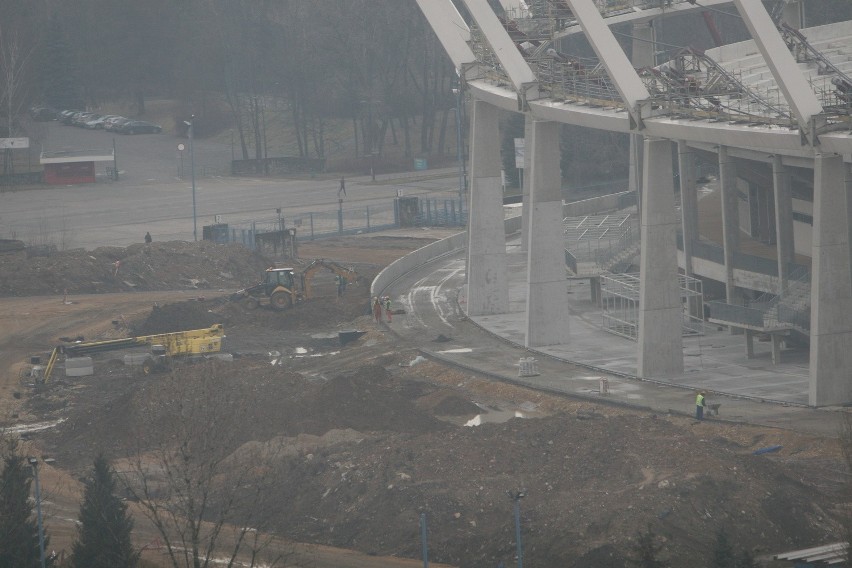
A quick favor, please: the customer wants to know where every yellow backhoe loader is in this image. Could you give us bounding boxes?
[231,260,360,311]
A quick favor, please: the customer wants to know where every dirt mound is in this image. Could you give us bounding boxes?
[416,390,480,416]
[133,299,222,335]
[0,240,272,297]
[29,343,848,568]
[253,411,840,568]
[40,359,447,469]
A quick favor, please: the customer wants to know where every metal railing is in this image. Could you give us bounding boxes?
[209,196,466,250]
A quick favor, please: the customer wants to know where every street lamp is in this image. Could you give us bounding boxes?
[183,116,197,241]
[29,457,46,568]
[507,489,526,568]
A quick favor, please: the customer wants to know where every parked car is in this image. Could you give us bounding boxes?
[118,120,162,134]
[85,115,121,129]
[59,110,82,125]
[103,116,130,131]
[72,112,99,127]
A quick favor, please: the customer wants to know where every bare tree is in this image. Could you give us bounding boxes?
[119,362,292,568]
[0,20,38,178]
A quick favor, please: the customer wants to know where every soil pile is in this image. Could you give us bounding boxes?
[33,349,846,568]
[0,240,272,296]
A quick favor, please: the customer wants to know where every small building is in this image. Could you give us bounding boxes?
[40,150,115,185]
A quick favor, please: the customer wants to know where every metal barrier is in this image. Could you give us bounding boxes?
[213,195,465,249]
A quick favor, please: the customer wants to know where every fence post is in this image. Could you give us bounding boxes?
[309,212,314,240]
[451,200,457,225]
[251,221,257,250]
[444,200,449,225]
[426,200,432,225]
[366,205,371,232]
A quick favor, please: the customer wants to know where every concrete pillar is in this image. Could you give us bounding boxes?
[719,146,741,304]
[628,22,654,198]
[466,100,509,316]
[772,155,795,291]
[629,134,644,201]
[520,116,533,253]
[590,276,601,306]
[637,138,684,378]
[771,334,782,365]
[678,142,701,319]
[677,141,699,276]
[809,154,852,406]
[525,120,571,347]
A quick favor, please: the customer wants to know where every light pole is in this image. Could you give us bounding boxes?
[184,116,197,241]
[507,490,525,568]
[29,457,46,568]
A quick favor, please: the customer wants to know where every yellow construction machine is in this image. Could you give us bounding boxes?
[37,324,225,381]
[301,259,360,299]
[231,260,360,311]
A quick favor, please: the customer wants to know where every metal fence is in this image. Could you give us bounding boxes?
[210,196,466,250]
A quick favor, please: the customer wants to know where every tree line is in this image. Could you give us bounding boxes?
[0,0,460,164]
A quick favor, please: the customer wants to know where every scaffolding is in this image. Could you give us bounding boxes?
[600,272,704,340]
[564,213,635,263]
[470,1,852,127]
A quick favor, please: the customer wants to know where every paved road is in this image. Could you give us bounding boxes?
[1,122,461,249]
[385,249,848,438]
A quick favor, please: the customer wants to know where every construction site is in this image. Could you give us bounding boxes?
[0,229,849,568]
[3,0,852,565]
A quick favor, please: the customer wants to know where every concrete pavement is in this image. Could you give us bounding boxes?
[384,234,849,439]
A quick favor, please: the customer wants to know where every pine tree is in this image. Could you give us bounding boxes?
[736,549,761,568]
[0,438,44,568]
[628,524,667,568]
[39,16,84,110]
[71,454,138,568]
[711,529,735,568]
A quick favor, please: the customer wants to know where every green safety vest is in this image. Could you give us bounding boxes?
[696,394,705,407]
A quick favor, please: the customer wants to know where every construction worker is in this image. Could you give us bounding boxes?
[372,296,382,324]
[695,391,706,420]
[383,295,392,323]
[338,176,346,197]
[144,231,152,244]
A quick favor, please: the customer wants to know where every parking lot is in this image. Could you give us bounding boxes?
[1,122,459,249]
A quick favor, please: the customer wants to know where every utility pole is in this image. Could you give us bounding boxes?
[507,490,526,568]
[184,116,197,241]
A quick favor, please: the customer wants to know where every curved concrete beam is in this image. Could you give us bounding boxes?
[563,0,652,129]
[461,0,539,105]
[415,0,477,78]
[469,81,852,158]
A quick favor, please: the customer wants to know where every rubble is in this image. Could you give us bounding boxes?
[0,240,273,296]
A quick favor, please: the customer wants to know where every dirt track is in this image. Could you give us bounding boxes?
[1,234,850,568]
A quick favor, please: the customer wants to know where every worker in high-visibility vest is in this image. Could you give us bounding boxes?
[695,391,706,421]
[382,295,392,323]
